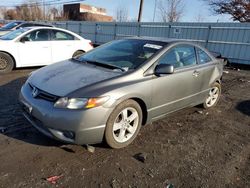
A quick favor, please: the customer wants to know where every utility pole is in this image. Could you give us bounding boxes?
[137,0,144,22]
[43,0,45,20]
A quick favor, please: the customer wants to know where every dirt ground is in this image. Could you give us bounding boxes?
[0,67,249,188]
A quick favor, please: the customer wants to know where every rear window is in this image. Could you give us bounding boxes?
[51,30,75,41]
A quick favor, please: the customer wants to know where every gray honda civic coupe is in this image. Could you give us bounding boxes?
[19,37,223,148]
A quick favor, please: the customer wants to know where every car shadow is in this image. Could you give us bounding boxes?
[0,75,63,147]
[0,74,109,151]
[236,100,250,116]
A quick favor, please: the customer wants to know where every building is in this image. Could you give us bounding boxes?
[63,3,113,22]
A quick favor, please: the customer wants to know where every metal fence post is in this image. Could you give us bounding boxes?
[168,24,171,38]
[65,22,68,30]
[79,22,82,36]
[205,25,211,48]
[138,23,141,37]
[114,23,117,40]
[94,23,97,44]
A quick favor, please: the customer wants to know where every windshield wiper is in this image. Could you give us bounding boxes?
[82,59,126,72]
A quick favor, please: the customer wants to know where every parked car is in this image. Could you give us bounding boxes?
[0,21,53,36]
[19,38,223,149]
[0,27,93,73]
[0,20,5,27]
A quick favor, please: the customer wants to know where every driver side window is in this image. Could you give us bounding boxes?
[158,45,197,68]
[24,29,50,42]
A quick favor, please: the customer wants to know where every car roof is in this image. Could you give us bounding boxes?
[24,26,83,38]
[127,36,199,44]
[4,21,53,27]
[11,21,25,23]
[26,26,62,30]
[21,22,53,27]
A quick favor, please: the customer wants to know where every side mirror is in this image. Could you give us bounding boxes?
[20,37,29,43]
[155,64,174,76]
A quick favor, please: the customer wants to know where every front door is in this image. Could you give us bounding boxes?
[17,29,52,67]
[150,44,204,119]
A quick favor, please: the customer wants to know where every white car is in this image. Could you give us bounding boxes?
[0,27,94,73]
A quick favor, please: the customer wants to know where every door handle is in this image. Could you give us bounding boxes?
[192,70,200,77]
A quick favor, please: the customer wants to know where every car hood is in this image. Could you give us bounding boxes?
[29,60,122,97]
[0,28,10,31]
[0,30,10,36]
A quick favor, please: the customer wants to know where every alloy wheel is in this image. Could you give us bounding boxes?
[0,56,8,70]
[112,107,139,143]
[205,86,220,107]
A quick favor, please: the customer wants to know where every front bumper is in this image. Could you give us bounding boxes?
[19,82,113,145]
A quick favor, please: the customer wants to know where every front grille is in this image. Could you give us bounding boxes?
[29,83,59,102]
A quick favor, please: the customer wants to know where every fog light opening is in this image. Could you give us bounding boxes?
[63,131,75,140]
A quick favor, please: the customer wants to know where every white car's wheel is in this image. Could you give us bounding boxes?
[0,52,14,74]
[72,50,85,58]
[105,100,142,149]
[203,82,221,108]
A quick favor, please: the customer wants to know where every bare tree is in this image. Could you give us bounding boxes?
[3,0,43,21]
[204,0,250,22]
[47,7,59,20]
[195,12,206,22]
[115,5,129,22]
[157,0,185,22]
[4,9,18,20]
[0,7,7,19]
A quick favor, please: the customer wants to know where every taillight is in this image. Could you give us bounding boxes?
[89,42,94,47]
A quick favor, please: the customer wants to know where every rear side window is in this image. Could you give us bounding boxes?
[158,45,197,68]
[197,48,212,64]
[33,24,52,27]
[51,30,75,41]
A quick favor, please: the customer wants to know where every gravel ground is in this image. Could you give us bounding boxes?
[0,67,249,188]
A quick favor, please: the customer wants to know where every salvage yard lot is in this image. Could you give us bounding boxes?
[0,68,249,187]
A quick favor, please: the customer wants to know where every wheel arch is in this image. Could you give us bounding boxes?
[72,50,85,57]
[0,51,16,68]
[76,49,85,53]
[215,78,222,85]
[130,97,148,126]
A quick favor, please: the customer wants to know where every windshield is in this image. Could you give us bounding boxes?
[0,28,30,40]
[78,39,166,70]
[2,22,22,30]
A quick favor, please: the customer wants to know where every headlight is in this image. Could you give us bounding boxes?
[54,96,109,109]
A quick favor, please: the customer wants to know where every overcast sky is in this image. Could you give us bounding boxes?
[0,0,232,22]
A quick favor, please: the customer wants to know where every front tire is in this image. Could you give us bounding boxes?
[105,100,142,149]
[203,82,221,109]
[0,52,14,74]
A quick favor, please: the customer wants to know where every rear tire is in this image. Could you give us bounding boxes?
[72,50,85,58]
[203,82,221,109]
[105,100,142,149]
[0,52,14,74]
